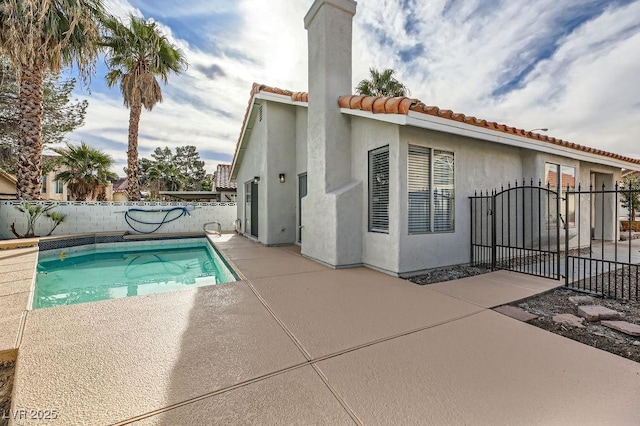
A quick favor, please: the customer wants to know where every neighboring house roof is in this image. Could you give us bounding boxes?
[231,83,640,177]
[159,191,221,201]
[215,164,237,191]
[112,177,128,193]
[0,169,17,185]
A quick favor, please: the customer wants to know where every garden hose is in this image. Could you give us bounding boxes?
[124,205,194,234]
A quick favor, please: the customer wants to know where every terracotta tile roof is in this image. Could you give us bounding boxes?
[338,95,640,166]
[215,164,236,191]
[232,83,640,172]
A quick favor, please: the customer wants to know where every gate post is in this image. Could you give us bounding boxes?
[470,197,474,265]
[491,189,497,270]
[556,188,561,280]
[565,186,570,285]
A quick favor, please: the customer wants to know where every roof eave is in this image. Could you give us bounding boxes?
[230,92,309,181]
[339,107,640,171]
[407,111,640,171]
[230,99,260,181]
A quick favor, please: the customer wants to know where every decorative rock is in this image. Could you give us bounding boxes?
[552,314,585,328]
[601,321,640,337]
[577,305,621,322]
[568,295,594,305]
[494,305,539,322]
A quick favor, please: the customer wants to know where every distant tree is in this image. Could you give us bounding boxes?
[0,0,104,199]
[138,145,208,198]
[621,174,640,221]
[0,58,88,174]
[151,146,173,164]
[355,68,409,97]
[52,142,117,201]
[174,146,206,190]
[147,162,184,194]
[101,15,187,201]
[201,174,213,192]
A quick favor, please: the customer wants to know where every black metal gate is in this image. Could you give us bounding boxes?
[470,181,562,280]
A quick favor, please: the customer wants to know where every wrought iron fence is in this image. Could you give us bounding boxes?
[565,183,640,300]
[470,180,640,301]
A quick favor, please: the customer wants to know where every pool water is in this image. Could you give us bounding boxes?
[34,239,238,309]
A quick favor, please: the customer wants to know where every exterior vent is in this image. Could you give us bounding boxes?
[258,105,263,122]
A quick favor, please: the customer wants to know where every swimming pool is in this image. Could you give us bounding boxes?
[34,238,238,309]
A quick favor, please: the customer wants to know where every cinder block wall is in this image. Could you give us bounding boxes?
[0,201,238,239]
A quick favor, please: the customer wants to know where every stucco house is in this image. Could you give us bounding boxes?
[230,0,640,277]
[0,170,17,200]
[0,166,70,201]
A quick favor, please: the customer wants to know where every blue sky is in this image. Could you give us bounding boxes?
[64,0,640,176]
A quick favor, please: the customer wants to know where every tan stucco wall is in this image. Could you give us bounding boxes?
[0,175,16,197]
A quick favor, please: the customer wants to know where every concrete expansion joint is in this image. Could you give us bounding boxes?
[15,310,28,349]
[112,362,312,425]
[114,308,487,424]
[243,278,312,361]
[311,363,363,425]
[308,309,485,364]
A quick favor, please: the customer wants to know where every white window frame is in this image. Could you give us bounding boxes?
[408,145,455,234]
[545,162,576,228]
[54,179,64,194]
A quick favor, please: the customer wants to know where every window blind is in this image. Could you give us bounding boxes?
[433,150,454,231]
[408,145,455,233]
[369,146,389,232]
[408,145,431,233]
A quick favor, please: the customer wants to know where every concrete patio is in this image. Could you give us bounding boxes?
[3,234,640,425]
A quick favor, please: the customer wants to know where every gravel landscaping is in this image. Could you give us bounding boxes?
[513,287,640,363]
[409,265,640,363]
[408,264,492,285]
[0,361,14,426]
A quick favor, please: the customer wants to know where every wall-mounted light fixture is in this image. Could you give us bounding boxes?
[253,176,260,184]
[279,173,286,183]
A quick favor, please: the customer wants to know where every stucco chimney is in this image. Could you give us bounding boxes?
[304,0,356,193]
[302,0,362,267]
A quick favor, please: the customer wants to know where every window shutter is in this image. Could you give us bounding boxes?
[408,145,431,233]
[433,150,454,231]
[369,146,389,233]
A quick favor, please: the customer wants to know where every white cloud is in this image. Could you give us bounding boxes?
[73,0,640,177]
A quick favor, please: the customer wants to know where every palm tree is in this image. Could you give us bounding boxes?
[0,0,104,200]
[52,142,117,201]
[147,162,185,198]
[101,15,187,201]
[355,68,410,97]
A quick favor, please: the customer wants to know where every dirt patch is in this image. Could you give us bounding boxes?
[408,264,492,285]
[0,361,15,426]
[514,287,640,363]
